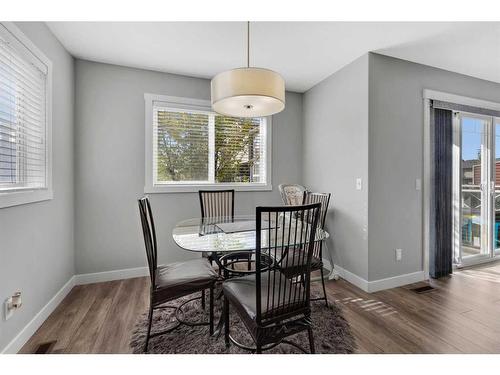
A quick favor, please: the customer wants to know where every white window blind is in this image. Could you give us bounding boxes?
[214,115,265,184]
[152,103,267,187]
[0,25,48,192]
[154,108,210,183]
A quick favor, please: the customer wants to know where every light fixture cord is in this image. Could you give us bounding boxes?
[247,21,250,68]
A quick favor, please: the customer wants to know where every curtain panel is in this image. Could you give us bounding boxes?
[430,107,453,278]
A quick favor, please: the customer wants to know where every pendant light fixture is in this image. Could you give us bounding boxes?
[211,22,285,118]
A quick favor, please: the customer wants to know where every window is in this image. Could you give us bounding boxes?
[0,23,52,208]
[145,94,271,192]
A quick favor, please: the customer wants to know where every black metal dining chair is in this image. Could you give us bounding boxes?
[199,189,252,275]
[222,202,322,353]
[302,192,331,305]
[270,192,331,306]
[199,189,235,219]
[138,196,218,352]
[199,189,235,261]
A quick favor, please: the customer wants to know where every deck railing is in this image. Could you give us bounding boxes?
[461,185,500,248]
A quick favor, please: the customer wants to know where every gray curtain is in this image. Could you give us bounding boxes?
[430,107,453,278]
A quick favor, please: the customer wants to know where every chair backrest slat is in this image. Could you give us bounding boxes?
[302,192,331,230]
[255,203,321,325]
[302,192,331,260]
[138,196,157,286]
[199,190,235,220]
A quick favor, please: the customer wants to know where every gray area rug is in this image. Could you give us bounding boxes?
[130,286,356,354]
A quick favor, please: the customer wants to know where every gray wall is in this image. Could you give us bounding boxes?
[74,60,303,274]
[303,54,369,280]
[8,30,500,351]
[0,23,74,350]
[368,53,500,281]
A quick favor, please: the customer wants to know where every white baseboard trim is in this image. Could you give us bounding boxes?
[1,276,76,354]
[1,267,150,353]
[331,265,425,293]
[332,265,369,291]
[367,271,425,293]
[1,263,424,354]
[74,266,149,285]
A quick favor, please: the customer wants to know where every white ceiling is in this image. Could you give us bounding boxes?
[47,22,500,93]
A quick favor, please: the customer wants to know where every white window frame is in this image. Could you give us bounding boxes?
[144,93,272,193]
[0,22,53,209]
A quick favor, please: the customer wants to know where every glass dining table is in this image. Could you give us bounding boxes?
[173,214,329,274]
[173,215,329,254]
[173,214,330,336]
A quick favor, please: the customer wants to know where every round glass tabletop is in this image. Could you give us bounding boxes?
[172,215,329,253]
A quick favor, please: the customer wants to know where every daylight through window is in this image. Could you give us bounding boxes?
[0,25,49,192]
[151,104,268,188]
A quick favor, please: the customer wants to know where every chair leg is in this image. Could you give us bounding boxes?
[223,258,228,279]
[201,289,206,310]
[320,267,329,307]
[144,302,154,353]
[223,258,229,279]
[224,296,230,348]
[307,327,316,354]
[209,284,214,335]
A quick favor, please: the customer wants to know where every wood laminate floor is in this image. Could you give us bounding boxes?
[19,262,500,354]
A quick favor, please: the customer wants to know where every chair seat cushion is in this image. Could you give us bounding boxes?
[222,273,306,323]
[273,247,322,277]
[153,258,218,305]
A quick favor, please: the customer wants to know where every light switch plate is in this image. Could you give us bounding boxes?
[356,178,362,191]
[415,178,422,191]
[395,248,402,262]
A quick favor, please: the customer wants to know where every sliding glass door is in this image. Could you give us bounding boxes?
[454,112,500,266]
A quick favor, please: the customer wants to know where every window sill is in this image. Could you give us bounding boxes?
[144,183,273,194]
[0,189,53,209]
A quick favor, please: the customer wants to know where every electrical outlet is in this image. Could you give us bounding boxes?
[4,292,22,321]
[395,248,402,262]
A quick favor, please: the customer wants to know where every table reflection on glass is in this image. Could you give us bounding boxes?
[172,215,329,255]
